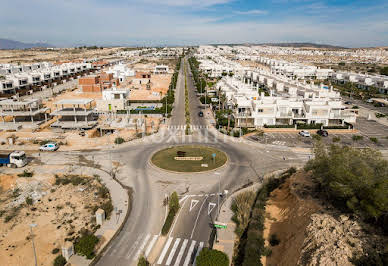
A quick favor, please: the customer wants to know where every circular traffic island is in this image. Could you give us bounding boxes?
[151,145,227,173]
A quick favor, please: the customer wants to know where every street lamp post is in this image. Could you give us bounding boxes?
[29,223,38,266]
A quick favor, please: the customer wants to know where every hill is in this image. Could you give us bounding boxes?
[0,38,54,50]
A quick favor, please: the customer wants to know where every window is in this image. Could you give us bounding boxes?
[258,109,263,113]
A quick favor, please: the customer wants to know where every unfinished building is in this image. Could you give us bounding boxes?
[0,99,49,130]
[50,99,98,130]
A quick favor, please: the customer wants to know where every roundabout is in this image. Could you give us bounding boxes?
[151,145,228,172]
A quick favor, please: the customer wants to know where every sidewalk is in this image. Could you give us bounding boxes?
[66,166,129,266]
[215,183,262,264]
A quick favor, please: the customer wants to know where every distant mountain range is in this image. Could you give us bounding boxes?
[0,38,54,49]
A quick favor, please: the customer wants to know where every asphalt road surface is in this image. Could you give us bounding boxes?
[89,57,310,266]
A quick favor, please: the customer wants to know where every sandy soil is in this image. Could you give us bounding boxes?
[262,172,321,266]
[0,171,111,266]
[0,47,123,64]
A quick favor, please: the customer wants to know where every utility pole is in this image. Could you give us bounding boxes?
[29,224,38,266]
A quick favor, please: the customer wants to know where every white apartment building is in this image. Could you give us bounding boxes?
[216,71,357,129]
[106,63,135,83]
[96,87,130,112]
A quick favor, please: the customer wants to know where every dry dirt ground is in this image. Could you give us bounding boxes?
[0,47,123,64]
[0,170,112,266]
[262,172,387,266]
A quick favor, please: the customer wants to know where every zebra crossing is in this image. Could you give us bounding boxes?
[130,233,205,266]
[166,125,209,130]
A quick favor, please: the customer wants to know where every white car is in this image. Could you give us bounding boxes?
[39,142,59,151]
[299,130,311,137]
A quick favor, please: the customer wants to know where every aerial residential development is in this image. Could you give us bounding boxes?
[0,1,387,266]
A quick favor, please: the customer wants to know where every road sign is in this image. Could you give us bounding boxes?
[212,153,216,158]
[190,200,199,212]
[214,221,227,229]
[208,202,216,215]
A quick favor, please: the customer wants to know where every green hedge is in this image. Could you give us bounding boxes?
[196,248,229,266]
[161,192,180,235]
[74,233,99,259]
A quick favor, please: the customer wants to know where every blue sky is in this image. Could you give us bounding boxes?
[1,0,387,47]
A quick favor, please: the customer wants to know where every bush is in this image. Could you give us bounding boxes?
[231,191,256,237]
[269,234,280,246]
[161,192,180,235]
[297,123,323,130]
[18,170,34,177]
[74,233,99,259]
[137,256,149,266]
[53,255,67,266]
[312,134,321,141]
[196,248,229,266]
[370,137,378,143]
[52,248,60,254]
[352,135,363,141]
[114,137,125,144]
[332,136,341,142]
[305,143,388,224]
[26,197,33,205]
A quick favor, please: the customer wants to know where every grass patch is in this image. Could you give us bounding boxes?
[151,145,227,172]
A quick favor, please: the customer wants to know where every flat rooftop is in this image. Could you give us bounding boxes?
[0,99,40,106]
[55,99,93,105]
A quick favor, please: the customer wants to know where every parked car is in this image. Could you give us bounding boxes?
[39,142,59,151]
[366,99,374,103]
[317,129,329,137]
[299,130,311,137]
[344,101,352,105]
[198,111,204,117]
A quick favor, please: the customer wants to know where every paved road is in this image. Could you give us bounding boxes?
[91,57,309,266]
[170,58,186,127]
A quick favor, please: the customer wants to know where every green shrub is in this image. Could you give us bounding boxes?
[52,248,60,254]
[196,248,229,266]
[352,135,363,141]
[74,233,99,259]
[161,191,180,235]
[231,191,256,237]
[18,170,34,177]
[26,197,33,205]
[332,136,341,142]
[269,234,280,246]
[137,256,149,266]
[53,255,67,266]
[161,209,175,235]
[305,143,388,224]
[370,137,378,143]
[169,192,180,213]
[114,137,125,144]
[312,134,321,141]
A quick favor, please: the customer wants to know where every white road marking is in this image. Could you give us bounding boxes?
[145,235,159,257]
[208,202,216,215]
[179,195,189,204]
[174,239,188,266]
[157,237,173,265]
[183,240,196,266]
[166,238,181,265]
[190,200,199,212]
[190,196,208,239]
[133,233,151,260]
[193,242,204,266]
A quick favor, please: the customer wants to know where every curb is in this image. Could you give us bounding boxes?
[148,144,229,174]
